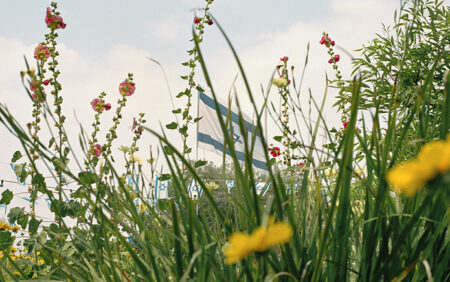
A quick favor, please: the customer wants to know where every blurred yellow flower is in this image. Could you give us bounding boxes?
[130,155,143,163]
[272,77,288,88]
[205,181,219,190]
[387,135,450,196]
[224,219,293,264]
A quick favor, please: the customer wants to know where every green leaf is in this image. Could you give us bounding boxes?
[8,207,25,225]
[166,122,178,130]
[163,145,174,155]
[32,173,47,193]
[0,190,13,205]
[17,214,29,229]
[48,137,55,148]
[266,158,276,167]
[172,108,182,114]
[11,151,22,162]
[194,160,207,168]
[0,231,13,252]
[194,117,203,123]
[159,174,171,181]
[28,218,42,235]
[273,136,283,142]
[78,171,96,185]
[196,85,205,92]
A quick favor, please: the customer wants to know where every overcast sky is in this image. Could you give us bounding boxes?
[0,0,407,218]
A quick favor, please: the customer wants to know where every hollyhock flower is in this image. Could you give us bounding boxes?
[42,79,50,86]
[34,44,50,61]
[90,98,111,112]
[119,80,136,96]
[268,147,281,157]
[31,92,47,103]
[194,16,200,24]
[277,65,282,69]
[343,121,349,129]
[132,117,143,135]
[297,162,305,169]
[45,7,66,29]
[320,35,334,47]
[207,18,213,25]
[280,56,288,62]
[334,54,340,62]
[91,144,102,157]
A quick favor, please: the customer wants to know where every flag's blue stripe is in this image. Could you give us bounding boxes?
[198,132,268,171]
[199,92,261,137]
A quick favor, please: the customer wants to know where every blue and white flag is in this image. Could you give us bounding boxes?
[188,178,204,200]
[225,180,235,194]
[197,91,267,171]
[154,176,169,199]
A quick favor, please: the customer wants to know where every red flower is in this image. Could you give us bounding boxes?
[91,144,102,157]
[207,18,213,25]
[328,54,340,64]
[34,44,50,61]
[268,147,281,157]
[45,7,66,30]
[280,56,288,62]
[119,80,136,96]
[320,35,334,47]
[334,54,340,62]
[343,121,349,129]
[194,16,200,25]
[43,79,50,86]
[277,65,282,69]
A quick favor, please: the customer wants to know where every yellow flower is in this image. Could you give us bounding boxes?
[12,225,20,232]
[13,271,20,276]
[38,259,45,265]
[224,220,293,264]
[130,155,143,163]
[387,135,450,196]
[224,232,253,265]
[137,201,147,213]
[272,77,288,88]
[205,181,219,190]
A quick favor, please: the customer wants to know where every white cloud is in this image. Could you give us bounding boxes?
[151,17,181,41]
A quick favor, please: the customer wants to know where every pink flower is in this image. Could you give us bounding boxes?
[207,18,213,25]
[280,56,288,62]
[91,144,102,157]
[193,16,200,25]
[31,91,47,103]
[45,7,66,29]
[90,98,111,112]
[320,35,334,47]
[29,80,40,92]
[119,80,136,96]
[132,117,143,135]
[343,121,349,129]
[43,79,50,86]
[34,44,50,61]
[268,147,281,157]
[277,65,282,69]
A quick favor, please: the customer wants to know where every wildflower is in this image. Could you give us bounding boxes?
[130,155,143,163]
[328,54,340,64]
[205,181,219,190]
[207,18,213,25]
[91,144,102,157]
[320,34,335,47]
[224,219,293,264]
[268,146,281,157]
[118,146,131,153]
[119,80,136,96]
[272,78,288,88]
[193,16,200,25]
[11,225,20,232]
[343,121,349,129]
[45,7,66,29]
[132,117,143,135]
[38,259,45,265]
[387,135,450,196]
[90,98,111,112]
[280,56,288,62]
[33,44,50,61]
[42,79,50,86]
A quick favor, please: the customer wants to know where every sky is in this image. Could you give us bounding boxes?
[0,0,403,220]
